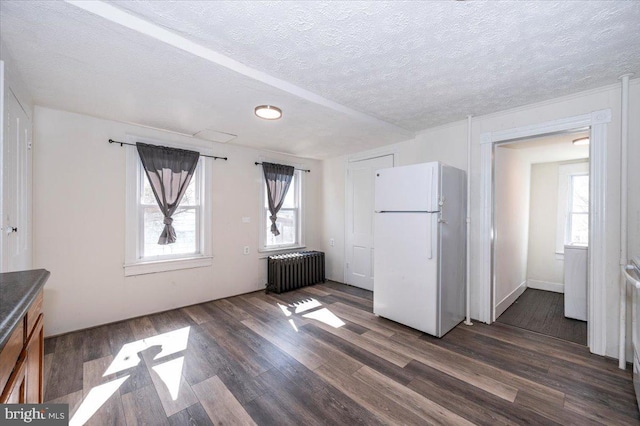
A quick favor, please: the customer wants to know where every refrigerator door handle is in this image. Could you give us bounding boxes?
[430,166,436,211]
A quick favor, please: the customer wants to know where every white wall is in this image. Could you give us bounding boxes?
[494,147,530,317]
[320,121,468,282]
[527,162,564,289]
[321,79,640,359]
[33,107,322,336]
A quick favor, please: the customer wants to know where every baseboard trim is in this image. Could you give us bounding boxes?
[495,281,527,319]
[527,279,564,294]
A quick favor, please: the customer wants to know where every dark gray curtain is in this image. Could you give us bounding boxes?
[262,162,295,236]
[136,142,200,245]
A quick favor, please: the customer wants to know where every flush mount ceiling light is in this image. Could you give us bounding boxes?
[572,137,590,146]
[254,105,282,120]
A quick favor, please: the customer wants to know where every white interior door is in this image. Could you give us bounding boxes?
[1,89,32,272]
[345,154,393,290]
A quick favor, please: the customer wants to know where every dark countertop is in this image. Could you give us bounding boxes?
[0,269,50,349]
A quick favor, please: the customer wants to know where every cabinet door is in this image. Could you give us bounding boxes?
[25,314,44,403]
[1,354,27,403]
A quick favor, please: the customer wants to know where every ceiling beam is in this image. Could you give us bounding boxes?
[65,0,414,139]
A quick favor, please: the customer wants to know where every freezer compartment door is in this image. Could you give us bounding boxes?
[373,212,439,335]
[374,162,439,212]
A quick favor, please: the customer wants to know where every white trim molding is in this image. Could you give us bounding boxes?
[479,109,610,356]
[527,279,564,294]
[124,134,214,276]
[589,119,608,356]
[495,281,527,319]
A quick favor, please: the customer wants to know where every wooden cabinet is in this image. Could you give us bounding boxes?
[25,313,44,402]
[0,289,44,403]
[3,354,27,403]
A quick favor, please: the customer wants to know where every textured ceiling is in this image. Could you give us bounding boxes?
[1,1,639,159]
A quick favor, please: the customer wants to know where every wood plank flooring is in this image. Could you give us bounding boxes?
[44,281,638,425]
[497,288,588,345]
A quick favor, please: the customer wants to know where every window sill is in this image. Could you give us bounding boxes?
[124,255,213,276]
[555,252,565,261]
[258,245,306,255]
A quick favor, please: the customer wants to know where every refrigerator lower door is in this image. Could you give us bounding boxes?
[374,212,439,335]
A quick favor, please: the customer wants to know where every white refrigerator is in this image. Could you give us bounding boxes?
[373,162,466,337]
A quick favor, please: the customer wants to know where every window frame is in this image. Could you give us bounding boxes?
[555,161,589,258]
[124,135,213,276]
[259,167,305,252]
[565,173,589,246]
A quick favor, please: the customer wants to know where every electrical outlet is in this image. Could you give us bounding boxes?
[330,238,335,247]
[242,217,250,223]
[243,246,250,255]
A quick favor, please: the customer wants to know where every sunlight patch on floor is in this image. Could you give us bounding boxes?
[288,319,299,332]
[293,298,322,314]
[152,356,185,401]
[302,308,346,328]
[278,303,292,317]
[104,326,190,376]
[276,297,345,329]
[69,376,129,426]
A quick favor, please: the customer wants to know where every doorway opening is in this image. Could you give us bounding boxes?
[492,129,590,345]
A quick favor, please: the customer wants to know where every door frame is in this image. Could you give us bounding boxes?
[479,109,611,355]
[343,149,396,286]
[0,61,5,272]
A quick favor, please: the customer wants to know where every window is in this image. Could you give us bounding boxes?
[260,169,304,251]
[555,161,589,256]
[566,174,589,245]
[139,161,201,258]
[125,136,212,276]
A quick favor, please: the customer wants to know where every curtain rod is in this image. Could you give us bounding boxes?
[108,139,228,160]
[254,162,310,173]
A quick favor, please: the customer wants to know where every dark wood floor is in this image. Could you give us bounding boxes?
[44,281,638,425]
[497,288,588,345]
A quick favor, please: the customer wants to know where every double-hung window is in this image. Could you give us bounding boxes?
[566,174,589,245]
[555,161,589,256]
[260,169,304,251]
[125,136,213,275]
[139,161,201,258]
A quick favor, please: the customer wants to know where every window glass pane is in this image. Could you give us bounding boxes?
[143,207,197,257]
[571,175,589,213]
[264,174,296,209]
[570,213,589,245]
[141,170,198,206]
[141,175,157,205]
[265,209,296,247]
[282,174,296,208]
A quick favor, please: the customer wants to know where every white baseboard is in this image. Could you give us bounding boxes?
[495,280,527,319]
[527,279,564,294]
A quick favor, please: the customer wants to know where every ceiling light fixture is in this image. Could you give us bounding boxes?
[572,137,590,146]
[255,105,282,120]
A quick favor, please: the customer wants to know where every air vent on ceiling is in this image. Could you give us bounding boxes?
[193,128,237,144]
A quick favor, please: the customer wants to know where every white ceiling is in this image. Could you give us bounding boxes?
[1,1,639,159]
[502,131,590,164]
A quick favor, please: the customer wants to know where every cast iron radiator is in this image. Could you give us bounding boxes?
[266,251,325,293]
